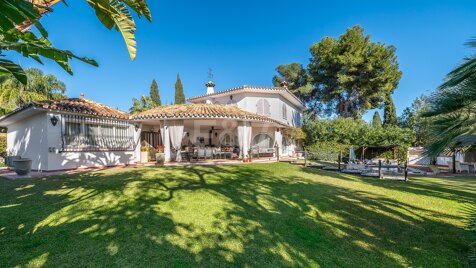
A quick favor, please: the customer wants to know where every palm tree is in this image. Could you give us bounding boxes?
[0,0,152,84]
[0,68,66,114]
[129,95,154,114]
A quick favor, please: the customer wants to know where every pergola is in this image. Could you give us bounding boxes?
[360,145,399,161]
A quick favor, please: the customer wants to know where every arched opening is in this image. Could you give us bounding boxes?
[252,133,273,149]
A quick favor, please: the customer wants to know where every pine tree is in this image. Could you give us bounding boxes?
[372,111,383,128]
[149,79,161,106]
[174,73,185,104]
[383,94,398,127]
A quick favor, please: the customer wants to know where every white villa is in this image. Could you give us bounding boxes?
[0,81,306,171]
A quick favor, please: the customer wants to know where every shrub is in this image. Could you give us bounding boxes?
[303,117,414,161]
[306,141,350,162]
[0,133,6,158]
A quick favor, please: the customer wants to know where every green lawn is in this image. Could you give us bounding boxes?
[0,163,474,267]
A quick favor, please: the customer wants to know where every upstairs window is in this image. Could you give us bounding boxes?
[282,103,287,119]
[256,99,271,115]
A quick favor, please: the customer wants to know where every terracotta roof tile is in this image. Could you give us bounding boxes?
[131,104,284,125]
[25,98,129,119]
[186,85,305,108]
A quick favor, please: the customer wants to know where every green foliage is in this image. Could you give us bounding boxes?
[307,142,350,162]
[0,0,151,84]
[272,63,311,100]
[129,95,154,114]
[0,68,66,113]
[149,79,161,107]
[303,117,414,161]
[372,111,382,128]
[383,94,398,127]
[0,133,6,159]
[307,25,402,118]
[175,73,185,104]
[398,95,431,146]
[423,39,476,157]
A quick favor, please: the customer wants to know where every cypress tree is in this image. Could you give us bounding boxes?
[372,111,383,128]
[150,79,161,106]
[175,73,185,104]
[384,94,398,127]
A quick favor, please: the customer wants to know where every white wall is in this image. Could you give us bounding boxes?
[45,113,135,171]
[7,112,48,171]
[238,93,302,127]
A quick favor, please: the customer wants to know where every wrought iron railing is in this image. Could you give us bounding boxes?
[61,115,136,152]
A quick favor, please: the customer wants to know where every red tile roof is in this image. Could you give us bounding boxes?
[187,85,305,108]
[10,98,129,120]
[131,104,284,124]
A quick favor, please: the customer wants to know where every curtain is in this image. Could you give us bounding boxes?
[168,120,184,161]
[237,124,244,157]
[245,123,252,155]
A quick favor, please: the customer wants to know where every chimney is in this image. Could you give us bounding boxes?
[280,81,288,89]
[205,81,215,104]
[80,92,85,99]
[205,81,215,95]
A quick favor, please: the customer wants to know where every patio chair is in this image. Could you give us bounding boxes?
[471,162,476,174]
[456,161,469,173]
[197,148,205,160]
[205,148,213,159]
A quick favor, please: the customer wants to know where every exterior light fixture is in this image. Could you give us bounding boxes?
[134,124,140,131]
[50,115,58,126]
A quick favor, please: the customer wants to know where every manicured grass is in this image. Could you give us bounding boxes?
[0,162,474,267]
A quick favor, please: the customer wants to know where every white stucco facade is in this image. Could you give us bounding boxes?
[3,111,138,171]
[1,83,305,171]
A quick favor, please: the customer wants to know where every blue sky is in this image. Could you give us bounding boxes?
[14,0,476,121]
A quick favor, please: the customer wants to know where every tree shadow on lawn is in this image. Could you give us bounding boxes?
[302,167,476,204]
[0,163,473,267]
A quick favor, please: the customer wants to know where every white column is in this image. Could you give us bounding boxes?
[274,128,283,156]
[134,123,142,163]
[162,121,171,162]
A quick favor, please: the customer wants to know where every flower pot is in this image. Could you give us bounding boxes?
[13,158,32,176]
[156,153,165,165]
[140,151,149,163]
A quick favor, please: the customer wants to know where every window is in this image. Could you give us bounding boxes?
[62,115,134,151]
[282,103,287,119]
[256,99,270,115]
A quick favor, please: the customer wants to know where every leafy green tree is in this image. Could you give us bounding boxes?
[129,95,154,114]
[372,111,383,128]
[308,25,402,118]
[272,63,311,99]
[0,68,66,114]
[149,79,161,107]
[398,95,430,146]
[175,73,185,104]
[0,0,152,84]
[383,94,398,126]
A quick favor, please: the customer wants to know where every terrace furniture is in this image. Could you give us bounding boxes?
[471,163,476,174]
[457,161,470,173]
[197,148,205,160]
[205,148,213,159]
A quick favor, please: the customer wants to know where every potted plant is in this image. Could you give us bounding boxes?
[13,158,32,177]
[155,145,165,165]
[140,146,149,163]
